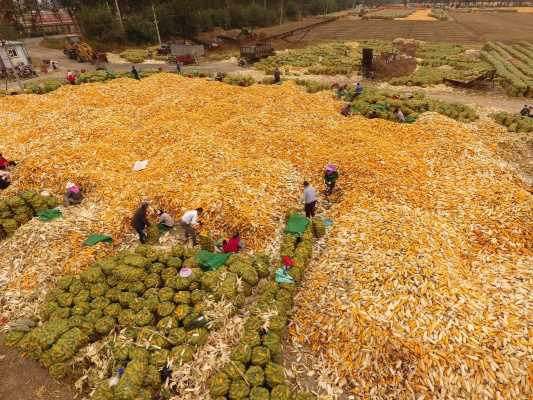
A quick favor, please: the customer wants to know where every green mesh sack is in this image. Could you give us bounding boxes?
[229,378,250,399]
[156,251,171,264]
[134,244,152,256]
[80,266,105,284]
[157,302,175,317]
[122,255,150,268]
[46,327,89,364]
[135,309,154,326]
[127,281,145,295]
[167,327,187,345]
[143,296,159,313]
[90,296,111,310]
[288,266,303,282]
[262,332,282,356]
[173,290,191,304]
[171,244,184,258]
[128,347,149,362]
[150,348,169,368]
[175,276,193,290]
[232,262,259,286]
[268,314,287,334]
[73,290,90,305]
[241,329,261,347]
[80,321,95,338]
[104,303,122,318]
[187,327,208,346]
[97,257,118,276]
[49,362,67,380]
[182,257,198,269]
[223,361,246,379]
[114,345,130,361]
[161,267,178,282]
[105,288,121,302]
[174,304,191,321]
[143,288,159,299]
[118,292,136,307]
[190,289,207,304]
[189,281,200,291]
[271,384,291,400]
[230,343,252,364]
[170,344,194,365]
[95,316,116,335]
[158,287,175,302]
[123,327,138,340]
[50,307,71,320]
[244,316,263,333]
[251,346,271,366]
[116,282,129,291]
[5,330,26,347]
[215,273,238,300]
[57,276,73,290]
[129,297,145,312]
[56,292,73,307]
[150,262,164,275]
[250,386,270,400]
[239,281,253,297]
[156,316,178,333]
[245,365,265,387]
[167,257,182,269]
[72,302,91,316]
[91,384,114,400]
[68,279,84,295]
[68,315,85,328]
[265,362,285,388]
[200,270,220,292]
[143,364,162,388]
[144,273,161,288]
[294,392,317,400]
[90,282,109,298]
[114,377,141,399]
[113,265,145,282]
[210,371,230,397]
[118,309,136,327]
[85,309,103,323]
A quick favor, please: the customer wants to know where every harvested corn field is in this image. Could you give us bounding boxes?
[0,75,532,399]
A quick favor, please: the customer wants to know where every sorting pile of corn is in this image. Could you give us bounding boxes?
[0,74,531,399]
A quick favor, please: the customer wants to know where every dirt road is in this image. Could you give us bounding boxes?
[0,336,74,400]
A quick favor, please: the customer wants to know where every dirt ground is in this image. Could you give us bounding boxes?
[0,335,75,400]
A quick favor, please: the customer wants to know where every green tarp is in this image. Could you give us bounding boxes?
[284,213,310,234]
[38,208,62,222]
[83,234,113,246]
[196,250,230,271]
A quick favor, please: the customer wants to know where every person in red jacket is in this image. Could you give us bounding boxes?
[222,232,245,253]
[0,154,16,170]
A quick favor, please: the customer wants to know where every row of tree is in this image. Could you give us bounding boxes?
[0,0,356,43]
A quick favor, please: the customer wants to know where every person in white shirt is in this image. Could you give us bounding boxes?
[180,207,203,245]
[302,181,317,218]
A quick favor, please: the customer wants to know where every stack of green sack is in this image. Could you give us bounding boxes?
[0,190,61,237]
[209,225,316,400]
[5,244,270,400]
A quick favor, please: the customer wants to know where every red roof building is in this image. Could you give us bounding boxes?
[20,9,78,35]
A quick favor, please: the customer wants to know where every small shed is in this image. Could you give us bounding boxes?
[0,40,30,69]
[170,43,205,58]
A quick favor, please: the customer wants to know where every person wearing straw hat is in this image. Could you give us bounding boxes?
[64,182,83,206]
[324,164,339,197]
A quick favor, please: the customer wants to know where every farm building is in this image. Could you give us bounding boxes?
[19,9,77,35]
[0,40,30,69]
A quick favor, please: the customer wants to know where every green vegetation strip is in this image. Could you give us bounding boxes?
[490,112,533,133]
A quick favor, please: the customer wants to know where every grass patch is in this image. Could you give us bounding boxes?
[363,9,414,20]
[491,112,533,132]
[120,49,149,63]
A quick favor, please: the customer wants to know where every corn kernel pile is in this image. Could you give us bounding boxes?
[0,74,531,399]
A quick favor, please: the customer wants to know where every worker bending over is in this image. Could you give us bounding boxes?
[131,66,140,80]
[352,82,363,100]
[157,209,174,231]
[520,105,530,117]
[324,164,339,196]
[132,201,150,244]
[64,182,83,206]
[302,181,317,218]
[180,207,203,246]
[222,232,245,253]
[274,67,281,83]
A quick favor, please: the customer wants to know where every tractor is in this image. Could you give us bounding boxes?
[63,34,107,64]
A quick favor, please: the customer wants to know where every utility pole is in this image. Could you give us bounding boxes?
[151,1,162,47]
[113,0,124,31]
